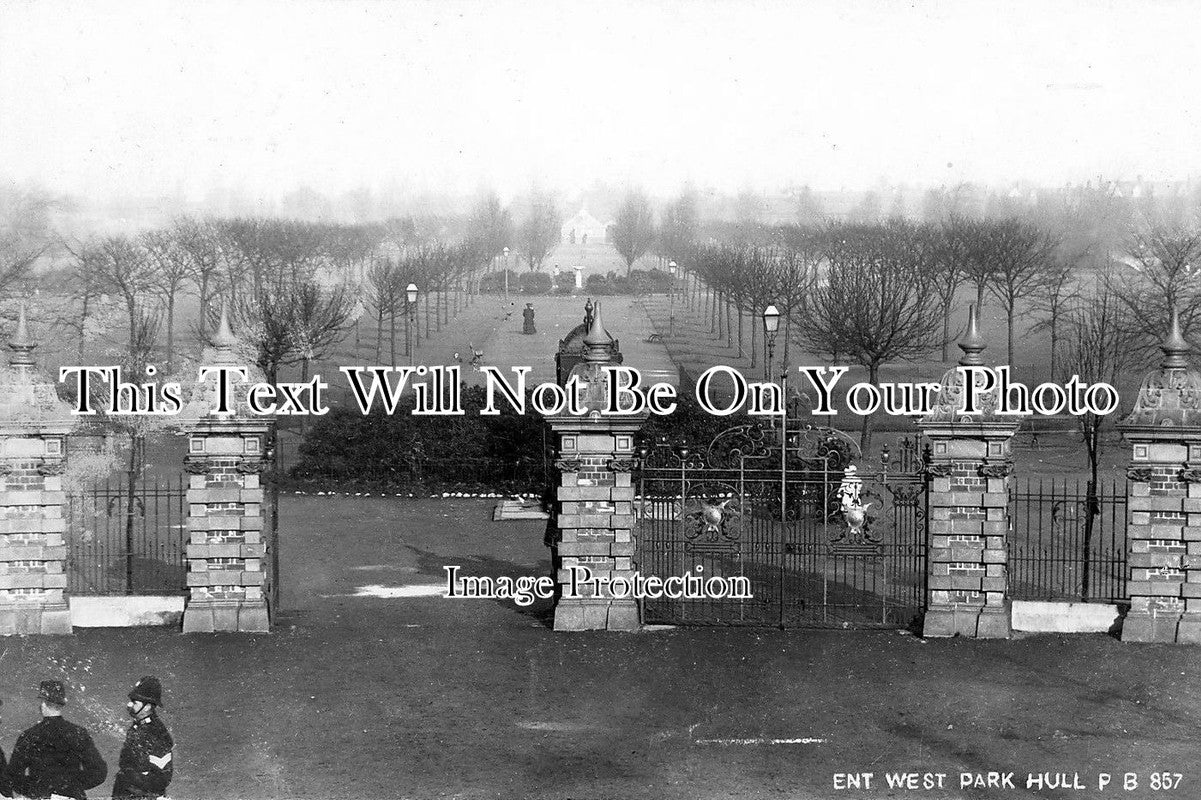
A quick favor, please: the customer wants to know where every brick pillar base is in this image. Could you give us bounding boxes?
[1120,444,1201,644]
[918,426,1018,640]
[180,428,271,634]
[0,433,73,636]
[547,424,643,631]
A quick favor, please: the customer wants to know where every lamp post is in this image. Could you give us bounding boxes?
[503,246,510,303]
[406,283,419,364]
[668,260,677,338]
[763,304,780,381]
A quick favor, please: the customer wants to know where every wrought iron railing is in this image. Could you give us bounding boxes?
[67,475,189,596]
[1008,477,1128,603]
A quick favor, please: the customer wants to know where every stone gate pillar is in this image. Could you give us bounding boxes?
[179,311,272,633]
[1118,311,1201,643]
[546,303,647,631]
[0,306,75,635]
[918,308,1023,638]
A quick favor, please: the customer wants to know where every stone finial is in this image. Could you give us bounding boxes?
[8,301,36,370]
[1161,306,1190,370]
[584,302,612,363]
[208,302,242,367]
[958,305,986,367]
[920,303,1018,424]
[1121,308,1201,428]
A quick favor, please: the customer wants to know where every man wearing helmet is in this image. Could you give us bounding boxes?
[111,677,173,800]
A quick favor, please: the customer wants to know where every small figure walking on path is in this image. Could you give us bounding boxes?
[522,303,536,335]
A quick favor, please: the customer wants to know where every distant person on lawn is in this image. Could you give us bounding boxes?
[6,681,107,800]
[112,676,173,800]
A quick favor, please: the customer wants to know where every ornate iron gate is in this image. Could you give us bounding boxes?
[67,474,188,596]
[634,423,928,628]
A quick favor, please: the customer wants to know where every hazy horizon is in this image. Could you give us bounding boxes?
[3,0,1201,206]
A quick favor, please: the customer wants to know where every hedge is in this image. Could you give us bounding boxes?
[287,387,764,493]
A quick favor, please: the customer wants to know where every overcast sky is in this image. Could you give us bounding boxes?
[2,0,1200,202]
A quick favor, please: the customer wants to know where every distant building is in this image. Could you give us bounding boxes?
[560,207,611,244]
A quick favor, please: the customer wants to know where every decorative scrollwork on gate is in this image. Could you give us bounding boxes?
[784,424,861,472]
[638,421,862,473]
[705,423,777,469]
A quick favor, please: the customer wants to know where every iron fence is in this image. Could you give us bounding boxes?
[67,474,189,596]
[1008,477,1127,603]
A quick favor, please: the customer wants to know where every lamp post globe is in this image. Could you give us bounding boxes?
[763,304,780,380]
[667,261,678,338]
[405,283,419,364]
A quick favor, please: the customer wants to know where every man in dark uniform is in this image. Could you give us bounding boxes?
[111,677,173,800]
[6,681,107,800]
[1,698,11,798]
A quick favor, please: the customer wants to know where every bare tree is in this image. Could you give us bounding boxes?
[174,217,225,340]
[0,182,60,301]
[291,279,356,383]
[1115,224,1201,349]
[771,230,821,368]
[981,217,1062,365]
[467,190,514,261]
[365,256,399,363]
[57,238,112,362]
[0,240,41,300]
[90,235,162,363]
[1059,284,1137,599]
[140,228,192,370]
[519,192,561,271]
[800,221,943,450]
[612,189,656,275]
[656,189,699,264]
[1026,255,1082,381]
[925,218,971,361]
[794,186,824,226]
[847,191,882,224]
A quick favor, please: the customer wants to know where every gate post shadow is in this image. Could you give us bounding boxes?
[0,303,75,635]
[918,306,1024,639]
[545,302,648,631]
